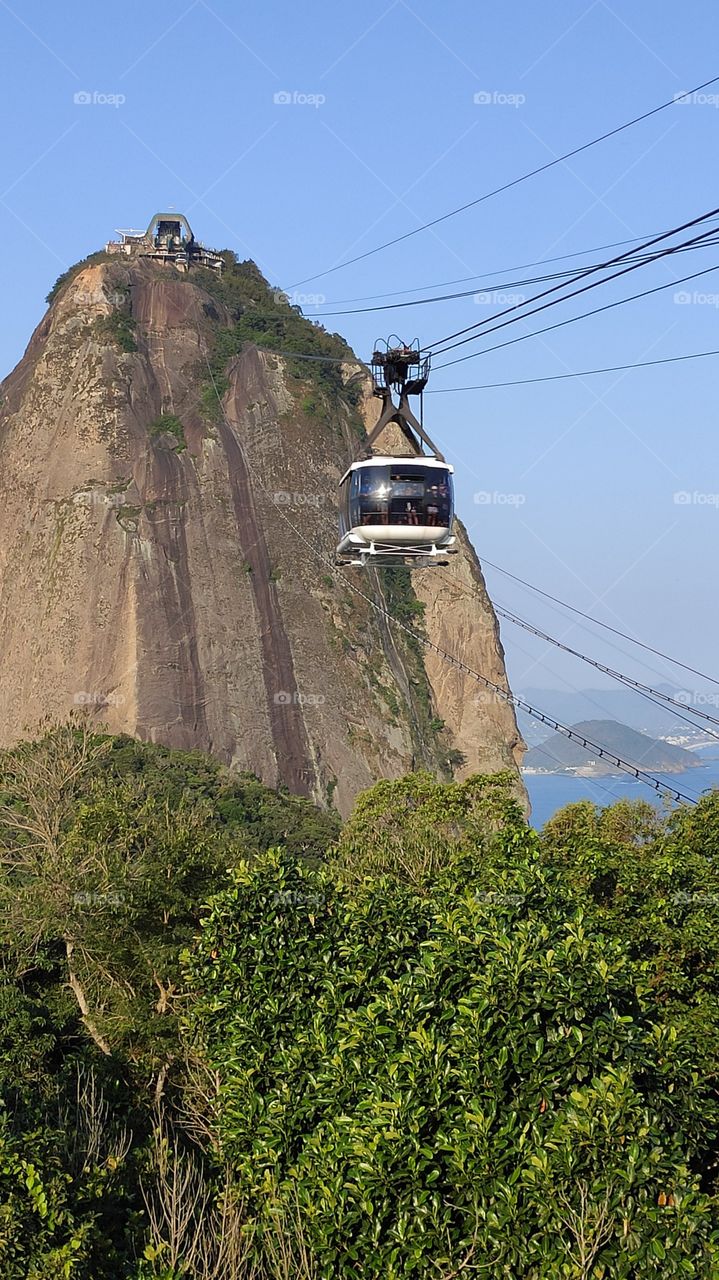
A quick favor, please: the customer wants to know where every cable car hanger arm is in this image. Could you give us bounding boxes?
[359,388,446,462]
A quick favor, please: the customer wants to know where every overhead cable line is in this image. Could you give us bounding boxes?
[254,348,361,364]
[481,558,719,687]
[426,347,719,392]
[308,235,719,318]
[493,601,719,740]
[286,74,719,288]
[202,218,719,369]
[436,564,719,741]
[198,334,719,382]
[425,210,719,356]
[434,259,719,368]
[306,222,719,307]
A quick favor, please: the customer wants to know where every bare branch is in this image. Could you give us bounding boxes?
[65,939,112,1056]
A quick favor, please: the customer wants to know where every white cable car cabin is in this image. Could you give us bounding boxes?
[337,456,456,566]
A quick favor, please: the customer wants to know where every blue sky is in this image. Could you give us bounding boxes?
[1,0,717,708]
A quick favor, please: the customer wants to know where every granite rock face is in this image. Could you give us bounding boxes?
[0,256,525,815]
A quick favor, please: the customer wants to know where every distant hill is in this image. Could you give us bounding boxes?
[523,719,701,776]
[517,686,703,742]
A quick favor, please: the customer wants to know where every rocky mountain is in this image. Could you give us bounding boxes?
[0,244,525,816]
[524,719,700,776]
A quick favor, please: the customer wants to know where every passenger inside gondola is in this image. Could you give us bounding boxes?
[348,463,453,530]
[389,472,424,525]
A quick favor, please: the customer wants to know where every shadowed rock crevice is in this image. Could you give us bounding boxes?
[218,390,314,797]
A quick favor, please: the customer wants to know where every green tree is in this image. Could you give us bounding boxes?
[186,789,719,1277]
[332,769,526,887]
[0,724,338,1071]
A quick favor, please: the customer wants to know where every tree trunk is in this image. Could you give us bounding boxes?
[64,938,112,1056]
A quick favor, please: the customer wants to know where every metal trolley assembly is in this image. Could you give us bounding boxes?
[336,338,457,568]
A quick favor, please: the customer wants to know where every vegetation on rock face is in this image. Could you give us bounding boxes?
[94,309,138,353]
[378,567,453,777]
[193,253,365,431]
[148,414,187,452]
[45,252,112,305]
[186,255,439,779]
[1,731,718,1276]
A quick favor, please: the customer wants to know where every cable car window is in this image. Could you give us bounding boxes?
[391,481,425,499]
[350,465,391,527]
[425,487,451,526]
[348,463,454,530]
[391,466,453,527]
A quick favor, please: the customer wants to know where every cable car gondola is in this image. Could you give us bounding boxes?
[336,339,457,568]
[337,456,455,566]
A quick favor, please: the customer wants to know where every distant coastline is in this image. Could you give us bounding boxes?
[522,718,701,779]
[522,762,692,778]
[525,744,719,829]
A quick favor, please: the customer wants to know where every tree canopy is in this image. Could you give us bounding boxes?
[0,730,717,1277]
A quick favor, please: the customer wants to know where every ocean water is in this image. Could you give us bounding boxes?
[524,746,719,830]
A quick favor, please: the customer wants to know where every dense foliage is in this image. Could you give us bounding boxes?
[188,776,719,1277]
[148,414,187,451]
[194,253,364,425]
[0,726,338,1277]
[1,733,719,1276]
[93,309,138,353]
